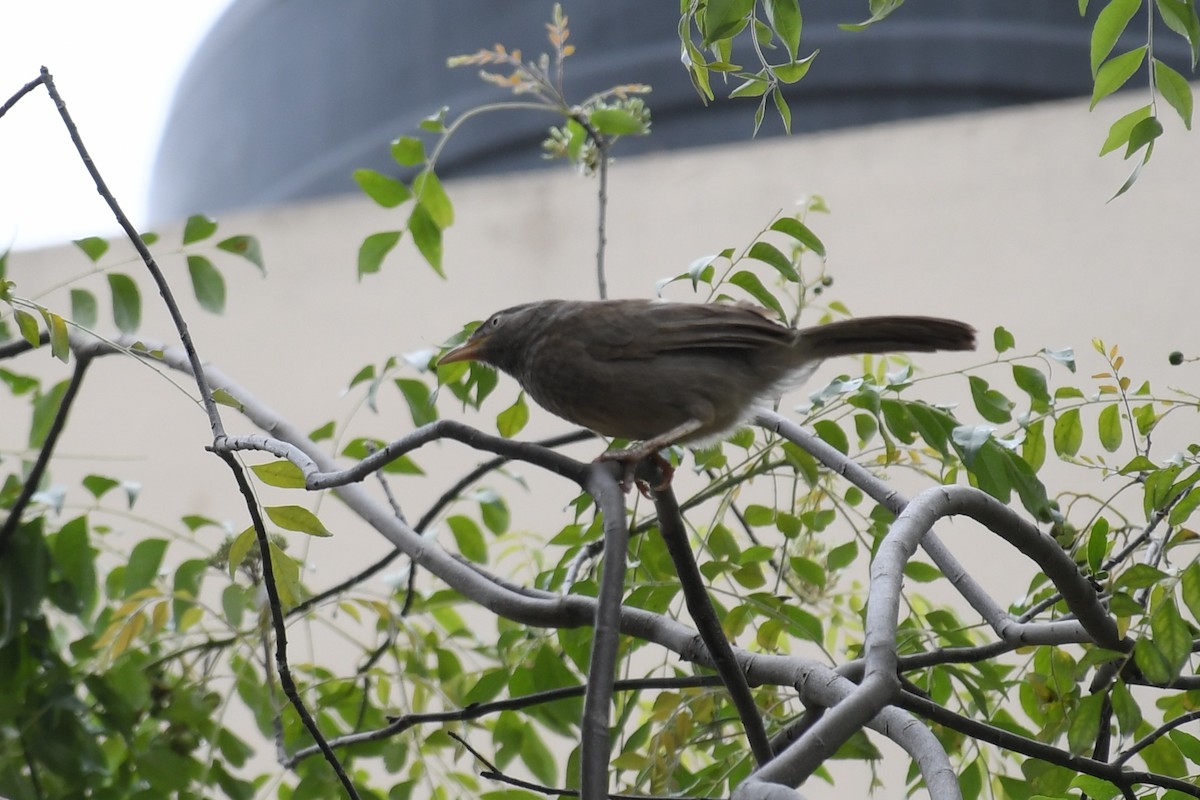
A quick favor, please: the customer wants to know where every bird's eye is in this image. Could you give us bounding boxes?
[490,316,501,327]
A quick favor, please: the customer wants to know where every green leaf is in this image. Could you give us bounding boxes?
[30,380,69,449]
[1097,403,1123,451]
[107,273,141,333]
[391,136,426,166]
[124,538,168,596]
[479,495,509,534]
[73,236,108,262]
[1154,58,1193,128]
[703,0,754,44]
[353,168,411,208]
[83,474,120,499]
[1091,46,1147,109]
[211,387,243,410]
[186,255,226,314]
[766,0,802,58]
[968,376,1013,423]
[408,204,444,277]
[412,170,454,227]
[747,241,799,281]
[772,87,792,133]
[1023,418,1047,471]
[1124,115,1164,157]
[357,231,402,279]
[37,308,69,363]
[993,326,1015,353]
[70,288,97,328]
[1149,596,1191,678]
[182,214,218,245]
[1099,104,1153,155]
[589,108,649,135]
[839,0,906,31]
[1053,408,1083,457]
[265,505,333,537]
[14,308,39,346]
[217,235,266,273]
[731,75,770,98]
[1156,0,1200,66]
[1091,0,1143,76]
[228,526,256,577]
[496,393,529,438]
[812,419,848,454]
[770,216,826,256]
[447,515,487,563]
[827,540,858,571]
[251,461,307,489]
[1181,560,1200,624]
[395,378,437,427]
[1067,693,1106,755]
[1087,517,1110,574]
[774,53,817,85]
[729,270,785,319]
[1012,364,1051,411]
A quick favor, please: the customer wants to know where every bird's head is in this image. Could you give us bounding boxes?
[437,301,557,375]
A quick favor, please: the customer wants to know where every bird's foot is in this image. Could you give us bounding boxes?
[597,449,674,495]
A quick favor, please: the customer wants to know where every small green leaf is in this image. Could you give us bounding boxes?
[1181,560,1200,623]
[187,255,226,314]
[265,505,333,537]
[412,170,454,228]
[730,75,770,98]
[353,168,411,208]
[83,474,120,499]
[391,136,426,166]
[1156,0,1200,66]
[408,204,444,277]
[1053,408,1083,457]
[1168,486,1200,525]
[107,273,141,333]
[182,214,218,245]
[770,216,825,256]
[1124,115,1164,158]
[1097,403,1123,451]
[217,235,266,274]
[772,87,792,133]
[812,419,848,454]
[37,308,69,363]
[496,393,529,438]
[357,231,402,279]
[747,241,799,281]
[968,376,1013,424]
[773,50,817,84]
[1012,364,1051,411]
[1091,46,1147,109]
[211,387,243,410]
[228,527,256,577]
[589,108,649,136]
[1087,516,1110,574]
[251,461,306,489]
[827,540,857,571]
[703,0,754,44]
[1099,104,1153,155]
[729,270,786,319]
[70,288,97,328]
[395,378,438,427]
[1149,596,1191,678]
[1067,693,1106,755]
[124,538,168,596]
[993,326,1015,353]
[766,0,802,58]
[1091,0,1142,76]
[14,308,40,346]
[73,236,108,262]
[447,515,487,563]
[1153,58,1193,128]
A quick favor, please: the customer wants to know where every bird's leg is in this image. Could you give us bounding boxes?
[597,419,703,493]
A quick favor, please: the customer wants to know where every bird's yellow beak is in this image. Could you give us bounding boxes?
[437,337,485,366]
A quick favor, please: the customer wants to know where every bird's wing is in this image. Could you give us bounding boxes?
[584,302,795,361]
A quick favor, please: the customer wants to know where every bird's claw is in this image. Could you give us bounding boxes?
[597,450,674,496]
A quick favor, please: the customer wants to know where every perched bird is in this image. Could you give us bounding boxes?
[439,299,975,489]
